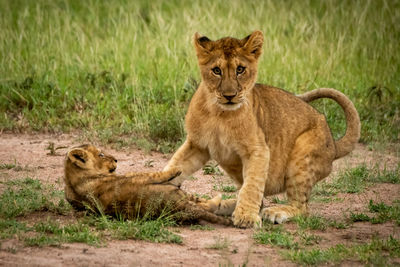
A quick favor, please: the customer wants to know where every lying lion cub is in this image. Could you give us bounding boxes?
[64,144,231,225]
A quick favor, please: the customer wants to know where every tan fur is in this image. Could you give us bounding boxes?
[64,144,231,225]
[164,31,361,228]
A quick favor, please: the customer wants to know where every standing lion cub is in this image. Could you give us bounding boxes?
[163,31,361,228]
[64,144,231,225]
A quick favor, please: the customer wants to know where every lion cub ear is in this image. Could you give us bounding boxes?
[243,30,264,59]
[193,32,213,57]
[67,148,89,169]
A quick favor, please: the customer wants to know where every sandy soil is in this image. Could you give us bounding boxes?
[0,133,399,266]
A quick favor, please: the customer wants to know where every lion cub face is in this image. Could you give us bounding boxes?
[66,144,117,176]
[194,31,264,111]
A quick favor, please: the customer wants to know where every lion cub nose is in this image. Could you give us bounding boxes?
[223,94,236,101]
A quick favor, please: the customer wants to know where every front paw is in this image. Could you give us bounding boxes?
[232,207,261,228]
[167,171,185,187]
[167,170,182,181]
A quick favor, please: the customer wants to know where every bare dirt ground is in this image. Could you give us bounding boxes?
[0,133,399,266]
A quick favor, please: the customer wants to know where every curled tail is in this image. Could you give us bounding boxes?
[298,88,361,159]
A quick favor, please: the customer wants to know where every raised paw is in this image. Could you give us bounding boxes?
[232,208,261,228]
[261,205,300,224]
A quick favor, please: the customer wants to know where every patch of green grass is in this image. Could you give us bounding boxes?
[25,219,101,247]
[298,231,322,246]
[1,0,399,145]
[0,179,183,246]
[0,219,28,239]
[187,176,198,181]
[271,197,288,204]
[335,165,370,193]
[283,236,400,266]
[221,194,235,200]
[190,224,215,231]
[203,163,223,176]
[195,193,211,200]
[366,164,400,184]
[213,183,237,193]
[327,220,349,229]
[221,185,237,193]
[0,178,71,218]
[283,244,349,265]
[349,212,371,222]
[116,219,182,243]
[312,164,400,202]
[294,215,349,230]
[206,236,230,250]
[8,213,182,247]
[310,196,344,203]
[293,215,328,231]
[350,200,400,225]
[254,224,299,249]
[0,162,17,170]
[85,213,182,244]
[311,165,369,199]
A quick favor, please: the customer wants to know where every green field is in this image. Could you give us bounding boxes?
[1,0,399,149]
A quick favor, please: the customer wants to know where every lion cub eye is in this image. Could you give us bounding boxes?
[99,152,105,158]
[236,66,245,75]
[212,67,222,75]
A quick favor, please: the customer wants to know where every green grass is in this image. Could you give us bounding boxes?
[86,215,182,244]
[195,193,211,200]
[203,163,223,176]
[298,231,322,246]
[255,219,400,265]
[0,178,182,246]
[283,236,400,266]
[254,224,299,249]
[293,215,349,231]
[206,236,230,250]
[221,194,235,200]
[0,178,71,218]
[25,219,101,247]
[189,224,215,231]
[293,215,328,231]
[367,164,400,184]
[271,197,288,204]
[0,219,28,239]
[254,223,325,249]
[0,0,398,147]
[0,162,17,170]
[311,164,400,202]
[350,199,400,225]
[213,183,237,192]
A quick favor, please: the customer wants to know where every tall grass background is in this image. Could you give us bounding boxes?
[0,0,399,150]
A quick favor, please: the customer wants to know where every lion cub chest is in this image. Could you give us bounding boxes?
[194,118,243,165]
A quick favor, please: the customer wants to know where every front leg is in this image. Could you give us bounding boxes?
[233,145,270,228]
[163,139,210,186]
[125,168,182,184]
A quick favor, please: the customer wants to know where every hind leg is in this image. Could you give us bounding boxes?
[261,162,313,224]
[261,128,335,224]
